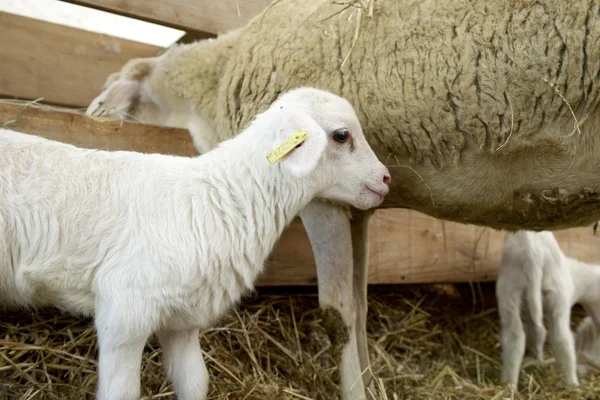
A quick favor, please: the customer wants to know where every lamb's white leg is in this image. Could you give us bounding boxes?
[157,328,208,400]
[350,208,375,387]
[300,200,365,400]
[524,271,547,360]
[523,307,546,360]
[496,284,525,387]
[547,294,579,385]
[95,303,152,400]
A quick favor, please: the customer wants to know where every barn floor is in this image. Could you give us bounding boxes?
[1,283,598,400]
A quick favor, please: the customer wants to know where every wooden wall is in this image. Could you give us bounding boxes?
[0,12,162,107]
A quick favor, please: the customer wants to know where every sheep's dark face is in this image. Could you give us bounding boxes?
[85,58,169,127]
[274,88,391,210]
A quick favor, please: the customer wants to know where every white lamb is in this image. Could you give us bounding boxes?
[0,87,391,400]
[496,230,600,388]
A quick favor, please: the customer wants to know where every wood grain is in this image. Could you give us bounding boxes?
[0,101,197,156]
[0,12,162,107]
[62,0,273,35]
[367,210,600,285]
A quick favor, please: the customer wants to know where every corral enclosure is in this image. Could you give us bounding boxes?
[1,1,600,399]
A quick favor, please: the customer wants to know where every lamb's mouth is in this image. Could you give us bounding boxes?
[365,186,385,201]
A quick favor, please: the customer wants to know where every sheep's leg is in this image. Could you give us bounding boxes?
[157,328,208,400]
[547,294,579,385]
[95,304,151,400]
[523,307,546,360]
[300,200,366,400]
[350,208,375,387]
[497,286,525,387]
[524,273,547,360]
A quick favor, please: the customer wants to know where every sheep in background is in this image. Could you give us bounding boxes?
[496,231,600,388]
[88,1,600,397]
[0,88,390,400]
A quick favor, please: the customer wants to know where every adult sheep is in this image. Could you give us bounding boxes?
[87,0,600,398]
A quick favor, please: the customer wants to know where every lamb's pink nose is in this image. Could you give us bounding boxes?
[383,174,391,186]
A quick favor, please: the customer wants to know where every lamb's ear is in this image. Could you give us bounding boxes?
[270,111,327,178]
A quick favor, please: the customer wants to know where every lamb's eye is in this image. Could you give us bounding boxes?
[332,129,350,143]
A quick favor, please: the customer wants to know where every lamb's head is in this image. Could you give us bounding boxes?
[267,87,391,210]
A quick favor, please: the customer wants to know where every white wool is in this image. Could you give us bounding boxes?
[495,230,600,388]
[0,87,390,400]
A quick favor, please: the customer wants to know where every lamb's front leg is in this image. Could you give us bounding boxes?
[496,284,526,387]
[300,200,365,400]
[95,301,152,400]
[524,273,547,361]
[157,328,208,400]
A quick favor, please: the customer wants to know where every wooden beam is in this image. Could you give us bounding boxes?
[62,0,273,36]
[0,101,197,156]
[2,102,600,286]
[366,212,600,285]
[0,12,163,108]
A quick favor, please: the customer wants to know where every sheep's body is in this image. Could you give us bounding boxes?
[2,88,390,399]
[496,231,600,387]
[148,0,600,229]
[87,1,600,398]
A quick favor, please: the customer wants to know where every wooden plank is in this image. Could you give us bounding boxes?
[260,220,318,286]
[2,102,600,286]
[0,12,163,107]
[0,101,197,156]
[367,210,600,284]
[62,0,273,35]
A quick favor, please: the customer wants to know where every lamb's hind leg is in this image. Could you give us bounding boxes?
[157,328,209,400]
[350,208,375,387]
[300,200,365,400]
[547,292,579,385]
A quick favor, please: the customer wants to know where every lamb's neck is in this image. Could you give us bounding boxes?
[191,138,317,275]
[225,155,313,235]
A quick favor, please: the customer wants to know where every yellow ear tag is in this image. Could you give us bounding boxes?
[267,129,309,164]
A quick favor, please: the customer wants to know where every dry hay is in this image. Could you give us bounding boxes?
[1,283,599,400]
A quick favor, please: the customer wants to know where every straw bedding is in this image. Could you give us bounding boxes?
[1,283,598,400]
